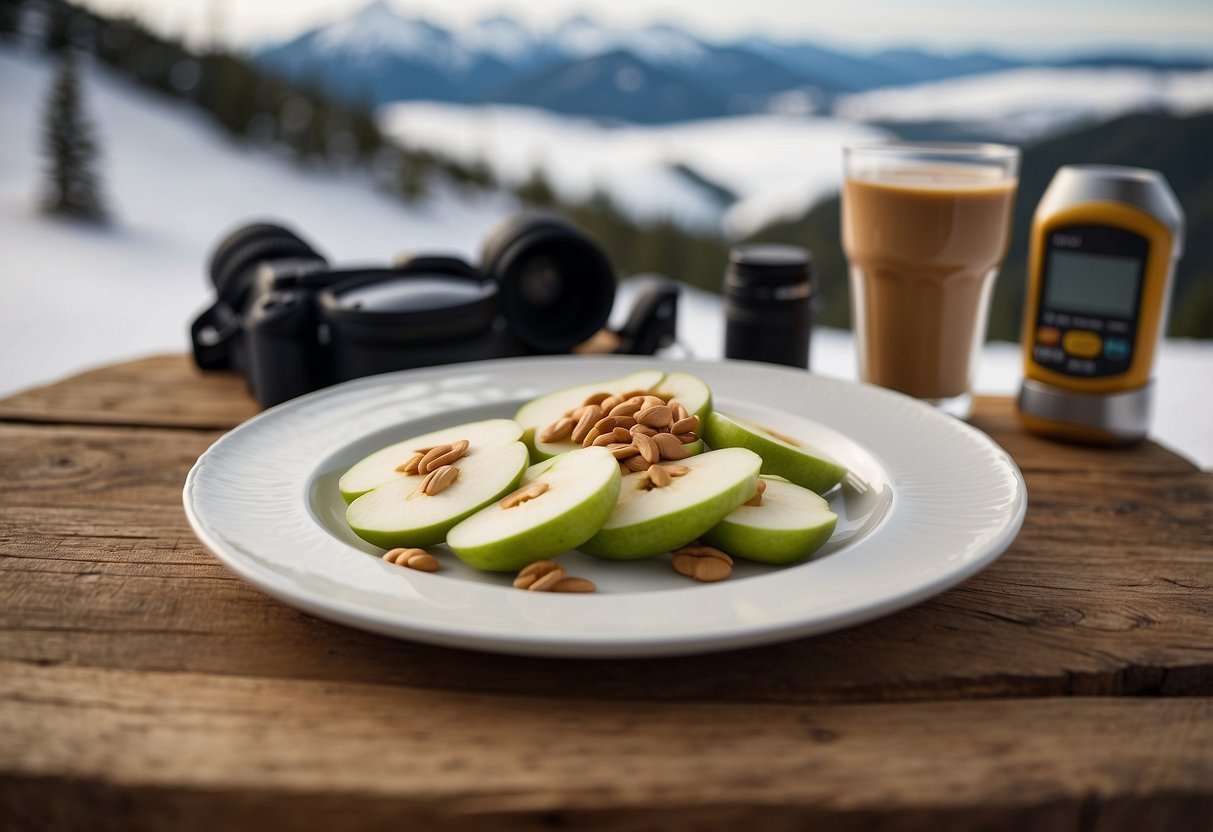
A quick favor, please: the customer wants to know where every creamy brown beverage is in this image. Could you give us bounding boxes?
[842,165,1017,402]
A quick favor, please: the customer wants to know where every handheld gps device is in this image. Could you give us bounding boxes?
[1017,165,1184,444]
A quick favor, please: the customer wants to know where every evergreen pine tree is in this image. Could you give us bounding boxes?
[41,50,109,222]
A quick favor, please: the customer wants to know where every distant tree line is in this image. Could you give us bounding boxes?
[3,0,733,295]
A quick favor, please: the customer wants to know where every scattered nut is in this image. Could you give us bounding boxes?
[395,451,425,474]
[581,427,601,447]
[636,405,673,429]
[582,391,611,407]
[632,431,660,464]
[608,398,645,418]
[417,440,469,475]
[609,443,639,460]
[528,569,566,591]
[625,454,652,472]
[383,547,439,572]
[539,416,576,443]
[599,395,622,413]
[500,481,549,509]
[647,464,671,488]
[594,415,636,434]
[552,577,596,593]
[669,400,690,421]
[672,544,733,582]
[611,427,633,443]
[514,560,564,589]
[571,405,603,444]
[592,432,617,447]
[653,432,691,460]
[671,415,699,434]
[675,432,698,444]
[420,464,459,496]
[745,478,768,507]
[662,463,691,477]
[405,552,440,572]
[630,424,658,437]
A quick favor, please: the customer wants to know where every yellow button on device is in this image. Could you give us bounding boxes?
[1063,330,1103,358]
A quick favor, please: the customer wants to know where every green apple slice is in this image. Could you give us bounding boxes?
[515,369,665,460]
[651,370,712,420]
[346,441,529,549]
[339,418,523,502]
[447,446,622,572]
[579,447,762,560]
[701,476,838,564]
[703,411,847,495]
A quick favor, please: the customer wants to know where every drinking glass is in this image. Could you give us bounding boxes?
[842,142,1020,418]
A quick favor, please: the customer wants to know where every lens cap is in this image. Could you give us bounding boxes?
[727,244,813,293]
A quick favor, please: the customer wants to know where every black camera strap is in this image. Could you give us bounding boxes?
[190,300,242,371]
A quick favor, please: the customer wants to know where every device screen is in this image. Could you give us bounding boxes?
[1032,224,1148,378]
[1044,250,1141,318]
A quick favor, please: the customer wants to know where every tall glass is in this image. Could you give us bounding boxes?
[842,142,1019,418]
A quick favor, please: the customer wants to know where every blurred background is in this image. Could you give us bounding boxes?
[1,0,1210,460]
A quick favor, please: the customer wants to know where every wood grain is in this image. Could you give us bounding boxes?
[1,661,1211,831]
[2,357,1212,829]
[0,354,258,430]
[1,422,1208,704]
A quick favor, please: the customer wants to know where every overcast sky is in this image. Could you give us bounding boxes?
[75,0,1213,56]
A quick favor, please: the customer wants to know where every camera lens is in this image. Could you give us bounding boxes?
[481,212,615,352]
[208,222,324,308]
[724,244,814,368]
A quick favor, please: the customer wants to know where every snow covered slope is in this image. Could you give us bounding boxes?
[0,46,509,396]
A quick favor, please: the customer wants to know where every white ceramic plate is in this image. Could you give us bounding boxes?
[184,356,1026,658]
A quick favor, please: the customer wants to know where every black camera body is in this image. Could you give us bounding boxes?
[191,213,678,407]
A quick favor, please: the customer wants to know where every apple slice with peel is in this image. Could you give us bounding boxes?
[339,418,523,502]
[346,441,528,549]
[701,475,838,564]
[651,371,712,421]
[447,446,621,572]
[703,411,846,495]
[580,447,762,560]
[515,369,664,460]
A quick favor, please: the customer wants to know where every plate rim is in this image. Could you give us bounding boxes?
[183,355,1027,658]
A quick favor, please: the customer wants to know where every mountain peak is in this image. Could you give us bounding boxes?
[313,0,465,67]
[352,0,397,22]
[459,15,540,61]
[550,15,707,65]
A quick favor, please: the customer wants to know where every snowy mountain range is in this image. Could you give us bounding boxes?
[255,0,1212,123]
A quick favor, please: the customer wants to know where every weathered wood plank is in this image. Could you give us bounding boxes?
[1,423,1209,703]
[0,354,1197,475]
[1,661,1210,831]
[0,354,258,430]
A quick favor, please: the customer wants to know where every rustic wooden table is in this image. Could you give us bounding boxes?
[1,355,1210,831]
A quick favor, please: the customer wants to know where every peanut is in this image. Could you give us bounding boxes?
[420,464,459,496]
[514,560,564,589]
[671,544,733,582]
[552,577,596,593]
